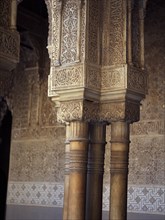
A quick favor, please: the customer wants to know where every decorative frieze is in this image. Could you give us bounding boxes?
[12,127,65,140]
[130,120,165,136]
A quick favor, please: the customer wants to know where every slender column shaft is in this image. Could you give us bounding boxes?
[86,122,106,220]
[139,8,145,69]
[68,121,89,220]
[63,124,70,220]
[127,0,132,64]
[109,122,130,220]
[10,0,17,30]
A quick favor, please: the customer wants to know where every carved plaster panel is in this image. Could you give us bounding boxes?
[87,0,100,64]
[0,0,10,27]
[47,0,86,65]
[132,1,141,66]
[101,66,125,90]
[61,0,78,64]
[40,79,58,126]
[102,0,125,66]
[51,64,84,90]
[86,65,101,91]
[125,101,140,123]
[0,27,20,70]
[80,2,86,61]
[50,0,62,65]
[10,139,65,182]
[0,29,19,58]
[127,65,147,94]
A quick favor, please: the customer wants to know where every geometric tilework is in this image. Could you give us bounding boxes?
[103,184,165,215]
[127,185,165,215]
[7,182,165,215]
[7,182,64,208]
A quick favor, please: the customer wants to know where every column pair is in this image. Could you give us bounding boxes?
[63,121,106,220]
[63,121,130,220]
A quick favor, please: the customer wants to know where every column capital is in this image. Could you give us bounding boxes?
[100,100,140,124]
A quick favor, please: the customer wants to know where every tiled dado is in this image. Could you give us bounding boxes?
[103,185,165,215]
[7,182,165,215]
[7,182,64,207]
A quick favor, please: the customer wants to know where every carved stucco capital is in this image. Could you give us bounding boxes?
[99,101,140,123]
[56,99,140,124]
[56,100,99,123]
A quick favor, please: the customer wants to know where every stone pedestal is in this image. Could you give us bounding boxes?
[68,121,89,220]
[86,122,106,220]
[109,122,130,220]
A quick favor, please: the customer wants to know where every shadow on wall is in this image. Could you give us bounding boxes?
[0,109,12,220]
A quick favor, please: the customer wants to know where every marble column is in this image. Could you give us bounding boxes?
[86,122,106,220]
[68,121,89,220]
[109,121,130,220]
[63,124,70,220]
